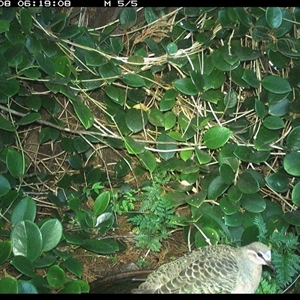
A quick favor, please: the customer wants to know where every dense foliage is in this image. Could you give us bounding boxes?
[0,7,300,293]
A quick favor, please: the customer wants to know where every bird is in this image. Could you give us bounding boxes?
[131,241,274,294]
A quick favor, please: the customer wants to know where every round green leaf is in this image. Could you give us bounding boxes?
[35,53,56,76]
[125,108,148,133]
[194,227,219,248]
[17,280,38,294]
[207,176,230,199]
[67,155,82,169]
[0,240,11,264]
[0,277,18,294]
[6,148,25,178]
[283,152,300,176]
[63,257,82,278]
[115,157,131,178]
[263,116,285,130]
[220,196,239,215]
[40,219,63,252]
[105,85,126,105]
[265,7,282,29]
[195,148,211,164]
[10,255,35,277]
[0,175,11,197]
[138,150,157,173]
[224,91,237,108]
[119,7,137,30]
[262,75,292,94]
[265,172,289,193]
[286,126,300,151]
[124,136,144,154]
[47,265,66,288]
[240,193,266,213]
[227,185,243,202]
[73,137,90,154]
[0,78,20,97]
[203,126,232,150]
[0,115,15,132]
[268,98,289,116]
[73,101,94,130]
[164,111,176,130]
[283,210,300,226]
[242,69,260,88]
[237,171,260,194]
[93,191,110,216]
[219,163,235,184]
[16,112,41,126]
[11,196,36,225]
[157,132,177,160]
[224,211,243,227]
[148,108,164,127]
[167,42,178,55]
[82,239,118,254]
[292,182,300,206]
[122,73,145,87]
[173,78,198,96]
[11,220,42,261]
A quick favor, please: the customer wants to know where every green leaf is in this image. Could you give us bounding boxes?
[283,210,300,226]
[219,163,235,184]
[0,175,11,197]
[240,193,266,213]
[265,172,289,193]
[16,112,41,126]
[59,280,89,294]
[125,108,148,133]
[0,277,18,294]
[17,280,38,294]
[263,116,285,130]
[138,150,157,173]
[47,265,66,288]
[73,137,90,154]
[220,197,239,215]
[82,239,118,254]
[203,126,232,149]
[265,7,282,29]
[105,85,126,105]
[195,148,211,164]
[207,176,230,199]
[84,51,105,67]
[93,191,110,216]
[262,75,292,94]
[283,152,300,176]
[0,19,10,33]
[148,108,164,127]
[10,255,35,277]
[119,7,137,30]
[292,182,300,207]
[224,91,237,108]
[115,157,131,178]
[0,115,15,132]
[35,53,56,76]
[286,126,300,151]
[164,112,176,130]
[11,220,42,261]
[19,8,33,35]
[0,240,12,264]
[73,101,94,129]
[0,78,19,97]
[124,136,145,154]
[157,132,177,160]
[173,78,198,96]
[122,73,145,87]
[63,257,82,278]
[167,42,178,55]
[67,155,82,169]
[6,148,25,178]
[11,196,36,225]
[237,171,260,194]
[40,219,63,252]
[242,69,260,88]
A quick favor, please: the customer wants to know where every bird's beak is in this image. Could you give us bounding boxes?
[267,261,275,272]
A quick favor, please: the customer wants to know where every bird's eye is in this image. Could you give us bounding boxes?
[257,252,263,258]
